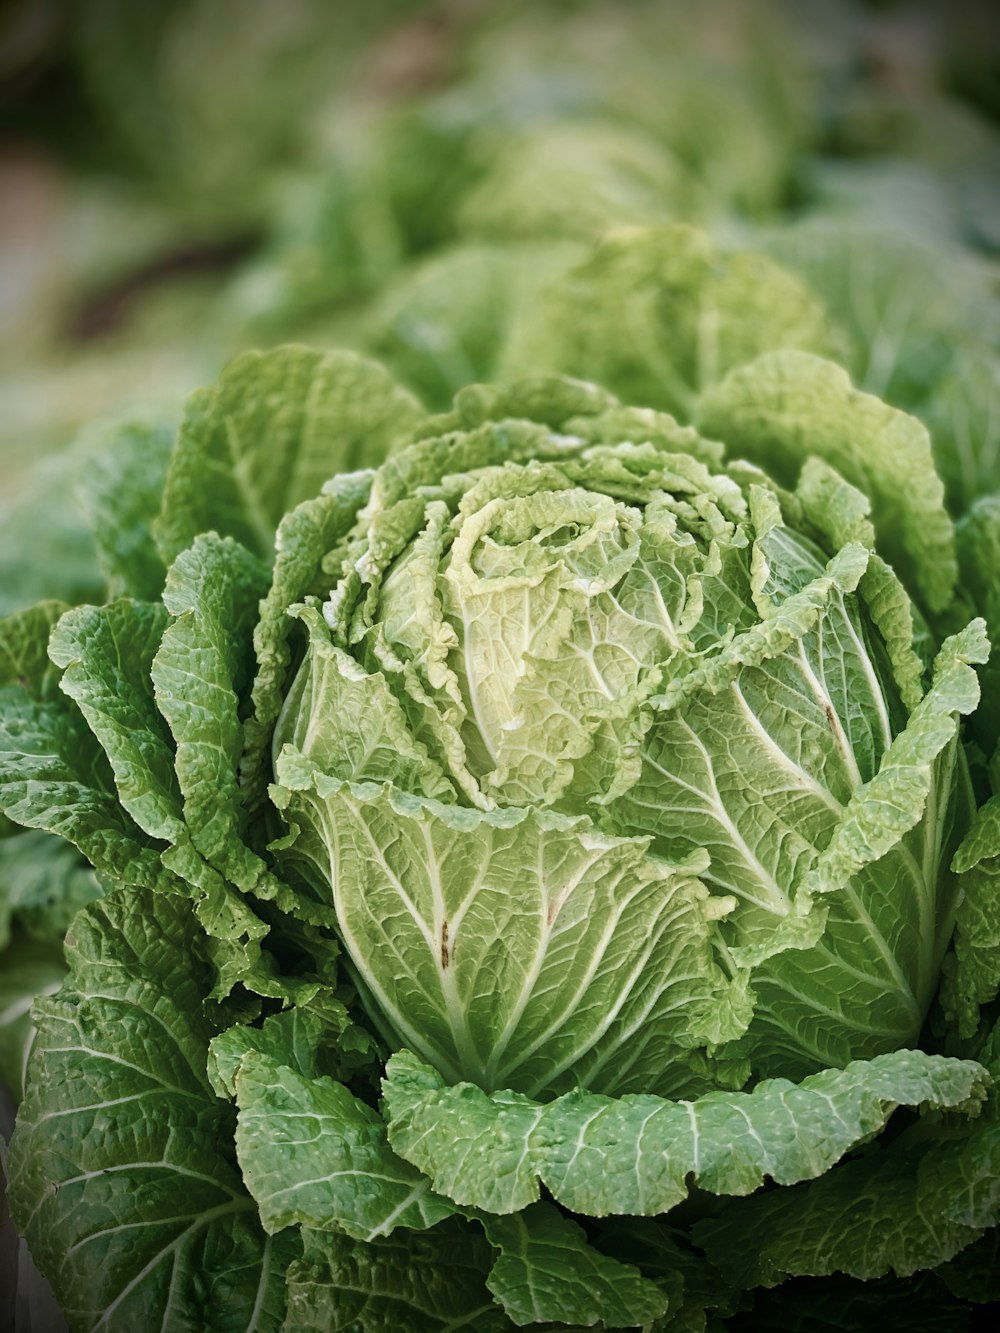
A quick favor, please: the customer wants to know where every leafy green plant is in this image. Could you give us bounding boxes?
[3,4,998,1322]
[2,320,998,1326]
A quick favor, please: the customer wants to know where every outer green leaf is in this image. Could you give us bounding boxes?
[383,1047,989,1218]
[595,1218,738,1331]
[480,1204,667,1328]
[0,604,70,849]
[801,622,985,899]
[284,1223,512,1332]
[697,350,957,613]
[207,1006,347,1100]
[923,351,1000,513]
[155,346,424,565]
[235,1055,667,1327]
[365,242,575,413]
[235,1051,457,1241]
[738,623,984,1075]
[151,535,278,902]
[693,1119,1000,1289]
[0,452,103,619]
[955,494,1000,756]
[758,223,1000,506]
[0,936,65,1099]
[942,795,1000,1037]
[0,598,183,893]
[75,414,175,602]
[794,456,925,711]
[756,225,963,400]
[0,677,177,893]
[49,600,184,845]
[40,585,277,997]
[269,776,747,1098]
[0,828,100,952]
[2,402,175,615]
[0,601,68,700]
[242,471,372,818]
[610,559,980,1078]
[693,1022,1000,1289]
[8,890,295,1331]
[502,225,834,421]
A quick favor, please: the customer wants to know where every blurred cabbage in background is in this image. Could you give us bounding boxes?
[0,0,997,663]
[2,0,996,495]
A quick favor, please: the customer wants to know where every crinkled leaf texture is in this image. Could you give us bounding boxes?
[284,1224,512,1332]
[757,222,1000,513]
[270,776,748,1099]
[36,567,271,998]
[942,794,1000,1038]
[236,1052,456,1242]
[0,602,181,897]
[693,1020,1000,1290]
[269,373,983,1094]
[242,469,373,818]
[8,889,296,1332]
[74,411,176,602]
[3,328,995,1333]
[30,532,339,1003]
[155,345,423,565]
[285,1217,674,1331]
[381,1047,989,1218]
[502,224,835,421]
[697,349,957,615]
[234,1053,666,1328]
[0,934,66,1100]
[955,494,1000,757]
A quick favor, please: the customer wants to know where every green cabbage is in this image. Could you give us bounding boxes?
[2,332,997,1328]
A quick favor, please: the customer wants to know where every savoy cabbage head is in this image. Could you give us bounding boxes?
[2,328,998,1329]
[268,373,978,1094]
